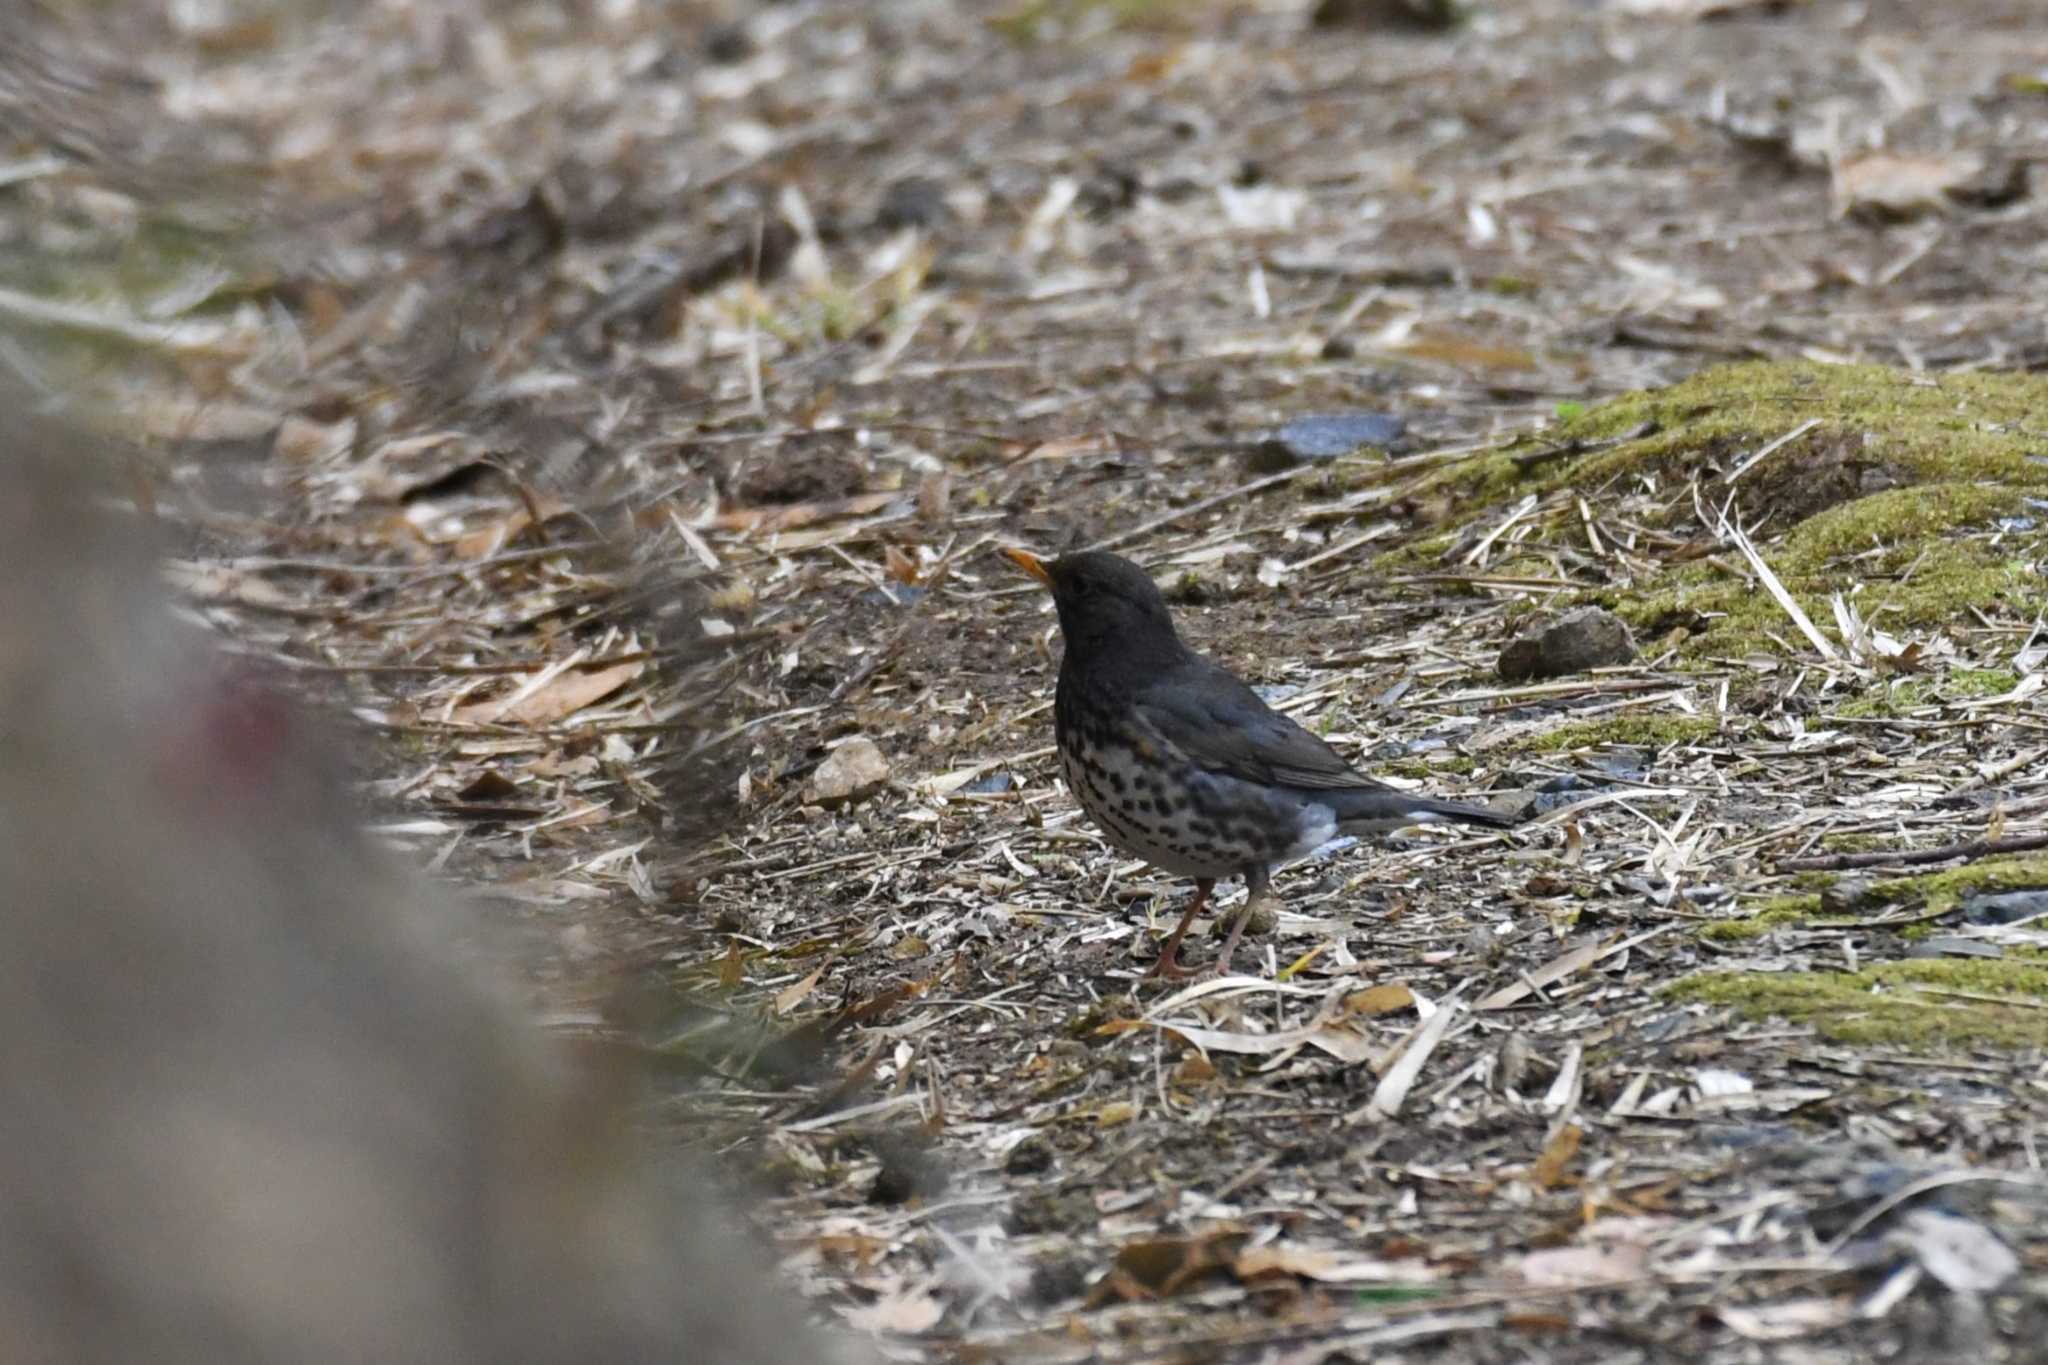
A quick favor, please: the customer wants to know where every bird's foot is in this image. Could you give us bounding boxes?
[1139,945,1205,980]
[1209,891,1277,978]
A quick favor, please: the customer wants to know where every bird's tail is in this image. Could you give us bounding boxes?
[1323,786,1516,835]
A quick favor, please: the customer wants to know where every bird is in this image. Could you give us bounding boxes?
[1004,547,1515,978]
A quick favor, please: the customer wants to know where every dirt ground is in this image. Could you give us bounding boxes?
[6,0,2048,1359]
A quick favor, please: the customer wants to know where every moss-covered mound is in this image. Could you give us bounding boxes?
[1388,360,2048,660]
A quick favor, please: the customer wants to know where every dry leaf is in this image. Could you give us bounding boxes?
[1103,1232,1246,1298]
[775,961,830,1016]
[1095,1100,1140,1127]
[1530,1123,1582,1189]
[458,660,644,727]
[1715,1298,1853,1342]
[883,545,920,585]
[1893,1210,2019,1292]
[1346,981,1417,1016]
[711,491,897,533]
[1831,150,1984,218]
[816,1232,889,1268]
[450,496,568,559]
[1233,1245,1440,1285]
[839,1278,945,1334]
[1511,1240,1648,1287]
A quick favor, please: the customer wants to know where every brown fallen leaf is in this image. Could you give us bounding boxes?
[710,491,897,533]
[1395,330,1538,373]
[1090,1231,1248,1305]
[776,960,831,1016]
[1831,150,1985,219]
[453,659,646,728]
[1233,1244,1441,1285]
[1346,981,1417,1016]
[449,496,569,559]
[1530,1122,1582,1189]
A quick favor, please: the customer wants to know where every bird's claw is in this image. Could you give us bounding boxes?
[1140,950,1203,980]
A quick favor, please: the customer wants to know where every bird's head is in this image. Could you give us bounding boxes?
[1002,548,1182,660]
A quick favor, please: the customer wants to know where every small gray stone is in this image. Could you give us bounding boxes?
[1248,412,1407,470]
[1820,877,1881,916]
[806,737,890,806]
[1497,607,1637,681]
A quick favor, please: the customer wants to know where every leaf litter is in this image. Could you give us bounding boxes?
[5,0,2048,1360]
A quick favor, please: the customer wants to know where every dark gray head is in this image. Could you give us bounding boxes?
[1003,548,1182,665]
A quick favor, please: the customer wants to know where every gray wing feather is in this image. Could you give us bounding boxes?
[1134,657,1515,830]
[1132,658,1389,792]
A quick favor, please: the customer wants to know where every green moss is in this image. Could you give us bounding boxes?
[1508,713,1721,755]
[1696,893,1822,941]
[1669,957,2048,1048]
[1868,855,2048,916]
[989,0,1203,41]
[1947,667,2021,698]
[1829,679,1936,719]
[1375,361,2048,658]
[1611,495,2032,660]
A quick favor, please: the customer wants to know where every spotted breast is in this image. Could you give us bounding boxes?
[1054,693,1337,882]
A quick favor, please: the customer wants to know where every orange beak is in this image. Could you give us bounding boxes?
[1001,547,1054,589]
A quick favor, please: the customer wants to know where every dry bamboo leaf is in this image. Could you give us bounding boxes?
[1233,1245,1441,1285]
[1356,997,1460,1120]
[776,961,830,1016]
[710,491,897,533]
[459,660,644,727]
[1832,150,1985,218]
[1511,1240,1648,1287]
[1715,1299,1853,1342]
[1892,1210,2019,1292]
[1476,926,1676,1011]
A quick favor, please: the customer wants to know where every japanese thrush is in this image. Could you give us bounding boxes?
[1005,548,1514,978]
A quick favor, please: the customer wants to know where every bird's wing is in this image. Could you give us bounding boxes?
[1132,656,1388,793]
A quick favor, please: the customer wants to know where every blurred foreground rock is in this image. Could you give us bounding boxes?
[0,404,869,1365]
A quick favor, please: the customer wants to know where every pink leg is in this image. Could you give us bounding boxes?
[1142,878,1213,980]
[1210,866,1273,977]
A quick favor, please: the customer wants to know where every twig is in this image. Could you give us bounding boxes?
[1713,511,1839,664]
[1775,831,2048,873]
[1723,418,1821,484]
[1085,466,1314,553]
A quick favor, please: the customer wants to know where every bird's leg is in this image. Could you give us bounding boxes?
[1212,865,1274,977]
[1143,878,1213,979]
